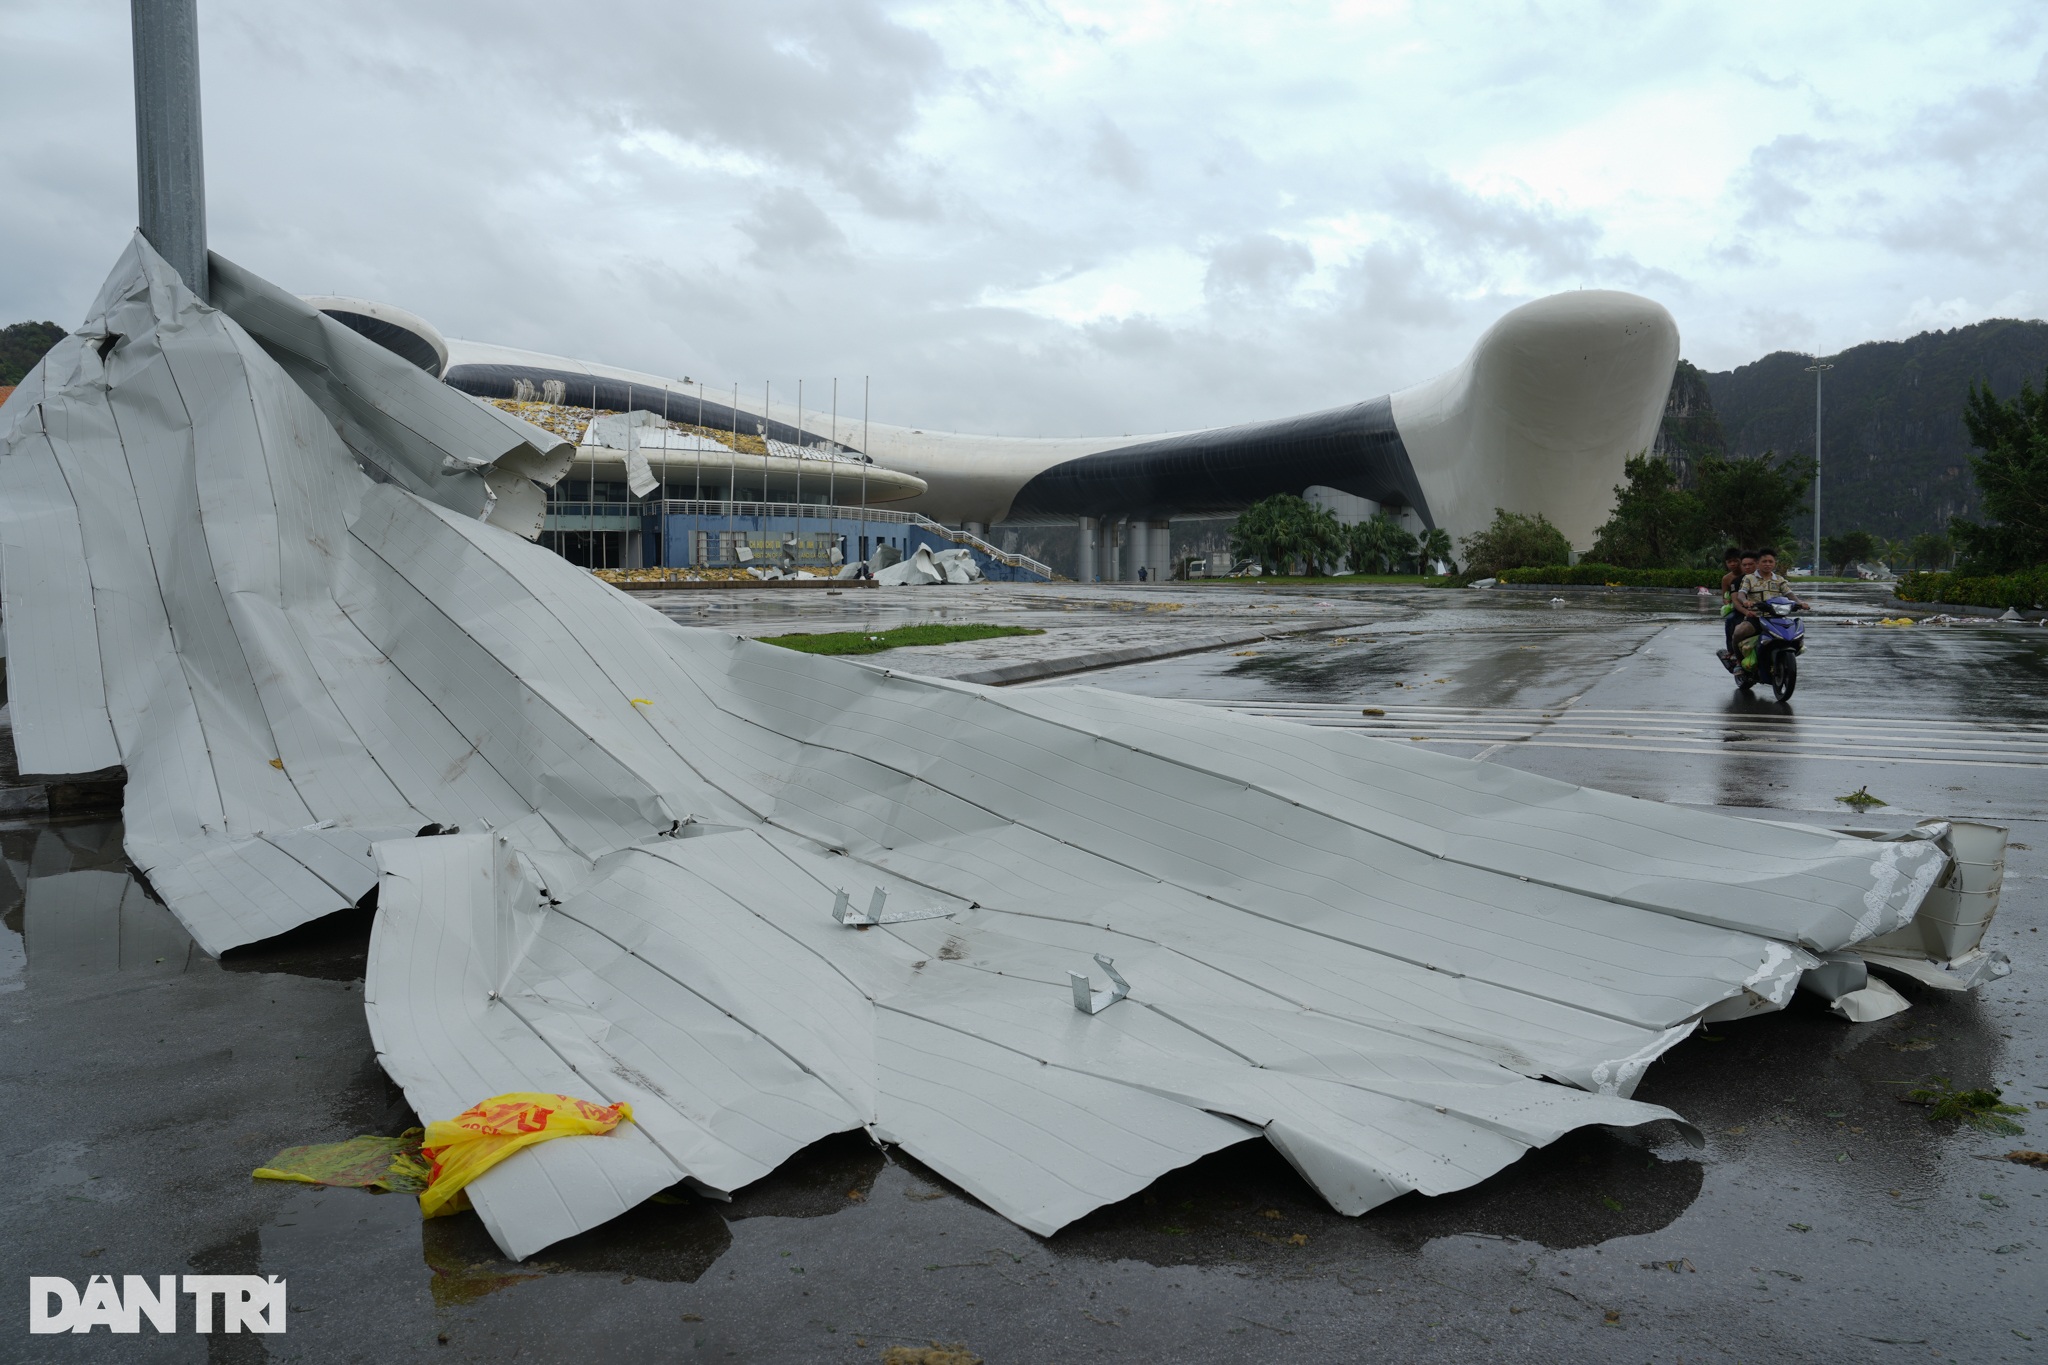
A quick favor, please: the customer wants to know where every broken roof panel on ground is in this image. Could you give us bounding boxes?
[0,237,2004,1261]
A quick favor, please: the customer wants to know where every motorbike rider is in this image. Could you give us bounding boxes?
[1716,546,1752,667]
[1729,547,1806,664]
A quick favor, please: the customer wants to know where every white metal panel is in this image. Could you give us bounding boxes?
[13,235,1997,1267]
[0,426,122,773]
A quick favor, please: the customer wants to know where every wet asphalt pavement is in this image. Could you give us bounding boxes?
[3,584,2044,1363]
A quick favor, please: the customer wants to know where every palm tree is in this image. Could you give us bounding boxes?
[1420,527,1455,575]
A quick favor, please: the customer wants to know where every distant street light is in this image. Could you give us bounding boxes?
[1806,357,1834,573]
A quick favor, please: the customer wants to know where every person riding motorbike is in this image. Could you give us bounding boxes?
[1717,546,1752,663]
[1726,547,1806,670]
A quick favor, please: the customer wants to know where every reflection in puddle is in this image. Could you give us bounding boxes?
[425,1200,732,1302]
[1051,1124,1703,1266]
[24,869,196,976]
[220,906,373,981]
[1367,1125,1704,1251]
[0,816,381,984]
[0,820,199,982]
[410,1133,886,1302]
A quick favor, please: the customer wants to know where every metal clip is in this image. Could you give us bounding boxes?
[1069,955,1130,1015]
[832,886,953,928]
[833,887,890,926]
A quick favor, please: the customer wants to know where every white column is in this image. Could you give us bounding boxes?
[1145,520,1172,581]
[1077,516,1096,582]
[964,520,987,538]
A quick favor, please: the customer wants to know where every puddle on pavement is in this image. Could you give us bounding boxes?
[1046,1124,1702,1266]
[219,905,373,981]
[0,816,377,985]
[0,820,197,982]
[404,1132,886,1303]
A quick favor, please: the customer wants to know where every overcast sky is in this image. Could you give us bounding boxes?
[4,1,2045,435]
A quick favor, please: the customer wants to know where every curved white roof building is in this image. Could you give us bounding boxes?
[314,290,1679,554]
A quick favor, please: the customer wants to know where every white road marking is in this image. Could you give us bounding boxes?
[1189,701,2048,769]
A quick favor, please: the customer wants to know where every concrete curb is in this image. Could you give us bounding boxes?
[1885,597,2047,622]
[614,578,876,592]
[1476,582,1718,600]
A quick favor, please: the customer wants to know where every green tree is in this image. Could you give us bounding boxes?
[1229,494,1344,576]
[0,320,66,387]
[1693,452,1812,554]
[1951,373,2048,571]
[1345,511,1416,574]
[1587,453,1704,568]
[1420,527,1455,575]
[1907,531,1953,571]
[1821,529,1878,575]
[1458,509,1573,579]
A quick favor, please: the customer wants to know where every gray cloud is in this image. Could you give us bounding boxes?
[3,0,2045,435]
[1086,117,1146,191]
[738,187,847,264]
[1204,233,1313,306]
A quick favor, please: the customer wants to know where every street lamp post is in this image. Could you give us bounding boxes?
[1805,357,1834,574]
[131,0,209,300]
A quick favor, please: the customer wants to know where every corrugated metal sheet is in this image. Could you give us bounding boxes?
[0,235,2003,1262]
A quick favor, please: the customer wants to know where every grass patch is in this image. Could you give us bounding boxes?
[759,623,1043,656]
[1184,573,1456,587]
[1836,786,1888,810]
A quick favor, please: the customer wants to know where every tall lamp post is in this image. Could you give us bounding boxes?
[132,0,209,300]
[1805,357,1833,574]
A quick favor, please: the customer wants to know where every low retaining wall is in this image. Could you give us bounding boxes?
[1885,597,2047,622]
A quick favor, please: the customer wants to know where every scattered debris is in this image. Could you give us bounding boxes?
[875,545,984,586]
[419,1094,636,1218]
[2007,1152,2048,1169]
[881,1343,981,1365]
[1360,707,1386,716]
[761,623,1041,656]
[1836,787,1888,810]
[252,1129,428,1193]
[1902,1078,2028,1136]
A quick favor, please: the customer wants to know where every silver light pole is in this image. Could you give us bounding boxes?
[1805,357,1834,573]
[861,376,871,568]
[131,0,208,300]
[828,377,838,553]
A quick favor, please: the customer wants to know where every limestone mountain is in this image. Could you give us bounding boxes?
[1666,319,2048,541]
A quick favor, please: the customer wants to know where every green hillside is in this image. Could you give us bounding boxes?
[0,320,66,387]
[1694,319,2048,540]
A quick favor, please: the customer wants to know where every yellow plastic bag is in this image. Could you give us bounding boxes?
[419,1093,634,1218]
[253,1128,430,1193]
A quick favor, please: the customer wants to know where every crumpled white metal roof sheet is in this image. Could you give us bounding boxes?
[0,235,1997,1261]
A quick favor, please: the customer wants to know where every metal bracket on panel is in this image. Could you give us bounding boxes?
[832,887,887,925]
[832,886,953,928]
[1070,955,1130,1015]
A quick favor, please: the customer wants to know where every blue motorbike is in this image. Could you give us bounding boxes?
[1729,595,1806,702]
